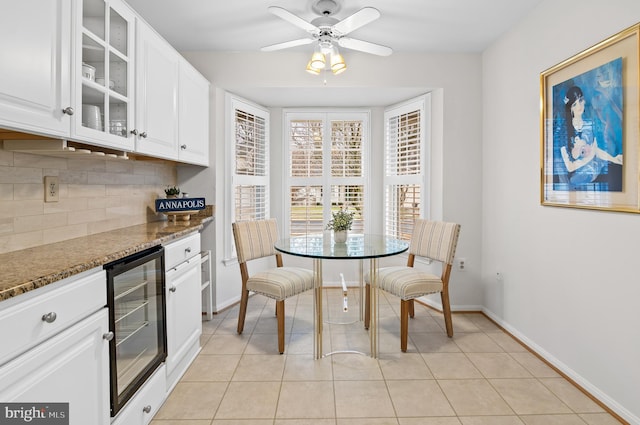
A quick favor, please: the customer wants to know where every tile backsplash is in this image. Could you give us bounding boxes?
[0,145,177,254]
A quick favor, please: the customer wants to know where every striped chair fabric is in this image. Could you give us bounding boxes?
[365,219,461,351]
[232,219,314,301]
[232,219,314,353]
[378,220,461,300]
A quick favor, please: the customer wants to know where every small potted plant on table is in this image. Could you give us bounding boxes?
[326,207,355,243]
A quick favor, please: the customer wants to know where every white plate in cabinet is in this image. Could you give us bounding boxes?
[0,268,106,366]
[0,309,110,425]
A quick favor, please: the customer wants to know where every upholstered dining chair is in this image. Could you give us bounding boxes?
[232,219,314,354]
[365,219,461,352]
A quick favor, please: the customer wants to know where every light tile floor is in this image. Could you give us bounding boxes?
[151,289,622,425]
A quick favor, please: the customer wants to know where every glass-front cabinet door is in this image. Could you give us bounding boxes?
[74,0,135,151]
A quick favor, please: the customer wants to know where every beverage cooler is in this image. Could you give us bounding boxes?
[104,246,166,416]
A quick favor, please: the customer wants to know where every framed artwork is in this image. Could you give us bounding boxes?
[540,23,640,212]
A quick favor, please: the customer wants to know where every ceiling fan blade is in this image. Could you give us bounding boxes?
[332,7,380,36]
[338,37,393,56]
[261,38,314,52]
[267,6,318,34]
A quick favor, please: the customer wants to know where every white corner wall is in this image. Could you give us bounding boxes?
[482,1,640,423]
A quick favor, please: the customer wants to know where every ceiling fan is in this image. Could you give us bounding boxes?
[261,0,392,74]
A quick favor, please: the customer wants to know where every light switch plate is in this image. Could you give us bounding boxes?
[44,176,59,202]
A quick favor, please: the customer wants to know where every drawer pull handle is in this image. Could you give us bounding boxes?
[185,247,191,254]
[41,312,57,323]
[169,285,177,293]
[143,405,152,414]
[103,332,114,341]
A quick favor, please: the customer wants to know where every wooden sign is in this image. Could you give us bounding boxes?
[155,197,206,213]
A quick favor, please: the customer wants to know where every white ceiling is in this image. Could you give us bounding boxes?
[125,0,543,106]
[125,0,542,53]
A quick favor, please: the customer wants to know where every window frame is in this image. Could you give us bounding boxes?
[383,94,431,240]
[225,93,270,261]
[282,109,371,237]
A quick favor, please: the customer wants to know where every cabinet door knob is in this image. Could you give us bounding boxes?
[41,312,57,323]
[140,132,148,138]
[142,405,152,413]
[62,107,74,116]
[130,129,138,136]
[185,247,191,254]
[169,285,177,293]
[180,144,187,150]
[103,332,114,341]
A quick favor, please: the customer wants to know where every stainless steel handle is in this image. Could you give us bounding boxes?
[62,107,74,116]
[103,332,114,341]
[142,405,151,414]
[41,312,57,323]
[130,129,138,136]
[180,144,187,150]
[169,285,177,293]
[140,132,148,138]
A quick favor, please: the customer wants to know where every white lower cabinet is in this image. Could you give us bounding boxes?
[111,364,166,425]
[0,309,110,425]
[165,234,203,390]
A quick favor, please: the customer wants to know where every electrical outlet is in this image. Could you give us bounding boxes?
[44,176,59,202]
[457,258,466,271]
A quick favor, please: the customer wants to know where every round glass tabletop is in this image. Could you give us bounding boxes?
[274,233,409,260]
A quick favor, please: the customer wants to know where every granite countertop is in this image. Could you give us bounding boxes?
[0,207,214,302]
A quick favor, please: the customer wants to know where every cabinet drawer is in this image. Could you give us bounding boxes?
[164,232,200,270]
[0,268,106,365]
[112,364,166,425]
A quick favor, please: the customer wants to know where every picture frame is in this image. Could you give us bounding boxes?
[540,23,640,212]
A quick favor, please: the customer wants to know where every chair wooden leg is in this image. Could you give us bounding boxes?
[441,289,453,337]
[276,300,285,354]
[364,283,370,330]
[237,288,249,334]
[400,299,409,352]
[408,299,415,318]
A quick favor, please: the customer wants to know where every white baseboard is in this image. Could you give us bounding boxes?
[481,308,638,425]
[213,295,241,313]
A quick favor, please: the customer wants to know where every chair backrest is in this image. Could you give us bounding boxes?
[408,219,461,265]
[232,219,279,264]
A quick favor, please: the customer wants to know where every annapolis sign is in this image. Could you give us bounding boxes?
[155,197,206,213]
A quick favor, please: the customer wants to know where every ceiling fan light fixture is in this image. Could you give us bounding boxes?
[330,47,346,74]
[305,60,321,75]
[310,45,326,70]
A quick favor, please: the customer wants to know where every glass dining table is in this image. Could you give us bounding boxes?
[274,233,409,359]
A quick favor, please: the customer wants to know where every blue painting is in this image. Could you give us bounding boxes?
[551,57,623,191]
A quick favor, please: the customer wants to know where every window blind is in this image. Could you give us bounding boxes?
[384,99,426,241]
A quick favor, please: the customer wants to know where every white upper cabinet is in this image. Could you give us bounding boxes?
[72,0,136,151]
[135,22,210,166]
[178,60,210,166]
[134,22,180,160]
[0,0,209,165]
[0,0,72,137]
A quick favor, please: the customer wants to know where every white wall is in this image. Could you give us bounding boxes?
[482,1,640,422]
[182,50,485,312]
